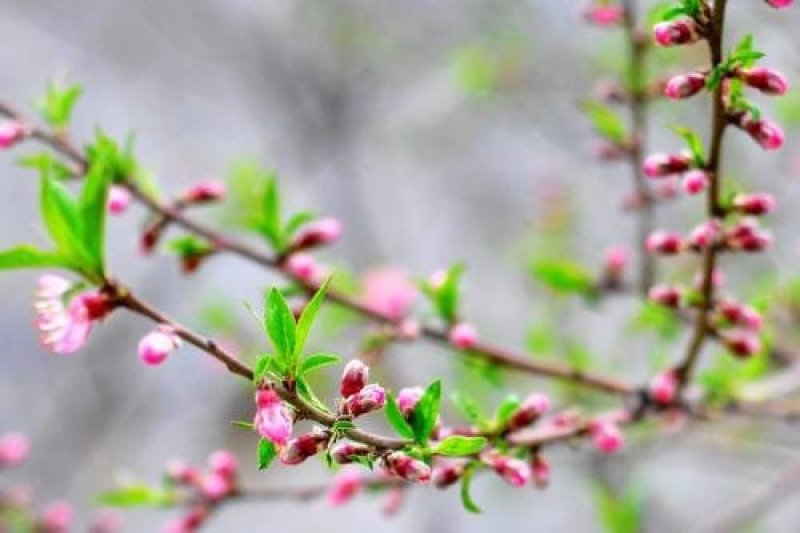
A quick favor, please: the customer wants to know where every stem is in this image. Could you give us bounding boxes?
[675,0,728,389]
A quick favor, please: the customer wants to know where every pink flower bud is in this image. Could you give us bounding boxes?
[0,120,25,149]
[603,245,629,276]
[384,452,431,483]
[738,115,785,150]
[449,323,478,349]
[344,383,386,417]
[740,67,789,95]
[583,5,625,27]
[331,442,371,464]
[645,230,683,255]
[732,193,776,216]
[280,428,329,465]
[165,458,199,485]
[432,459,465,489]
[138,326,181,366]
[41,501,73,533]
[107,185,131,215]
[723,330,761,358]
[648,284,682,308]
[686,220,722,250]
[531,455,551,489]
[0,432,30,467]
[327,466,363,507]
[397,387,424,417]
[719,299,763,331]
[481,451,531,487]
[207,450,238,480]
[507,393,551,430]
[653,20,701,47]
[727,219,772,252]
[182,181,226,204]
[682,170,709,195]
[649,371,678,406]
[362,268,417,320]
[664,71,707,99]
[284,253,322,284]
[643,152,693,178]
[291,218,343,251]
[254,389,293,447]
[200,473,232,501]
[340,359,369,398]
[590,421,625,454]
[765,0,793,7]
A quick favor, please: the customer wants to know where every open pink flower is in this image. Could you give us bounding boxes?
[362,268,416,320]
[327,466,364,507]
[35,275,105,355]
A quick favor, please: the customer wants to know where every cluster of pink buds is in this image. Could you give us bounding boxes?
[448,322,478,349]
[34,275,111,355]
[653,19,701,47]
[290,217,343,252]
[253,388,293,447]
[138,325,181,366]
[382,452,431,483]
[180,181,226,205]
[582,2,625,28]
[479,450,531,487]
[0,120,26,149]
[713,298,763,358]
[340,360,386,417]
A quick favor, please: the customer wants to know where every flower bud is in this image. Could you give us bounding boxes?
[397,387,424,417]
[765,0,793,7]
[331,442,371,464]
[165,458,200,485]
[664,71,707,100]
[682,170,709,195]
[726,219,772,252]
[200,472,232,501]
[648,284,682,308]
[138,326,181,366]
[284,253,322,284]
[0,432,29,467]
[649,371,678,406]
[254,389,293,447]
[643,152,693,178]
[531,454,550,489]
[344,383,386,417]
[182,181,226,204]
[740,67,789,95]
[432,459,466,488]
[653,20,701,47]
[0,120,25,149]
[583,5,625,27]
[686,220,722,251]
[718,299,763,331]
[645,230,683,255]
[507,393,550,430]
[480,450,531,487]
[40,501,73,533]
[207,450,238,481]
[107,185,131,215]
[328,466,363,507]
[384,452,431,483]
[732,193,776,216]
[340,359,369,398]
[590,421,625,454]
[603,245,628,279]
[449,322,478,349]
[280,428,329,465]
[722,330,761,358]
[738,115,785,150]
[290,218,343,251]
[363,268,417,320]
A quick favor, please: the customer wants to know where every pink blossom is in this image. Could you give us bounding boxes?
[686,220,722,250]
[327,466,364,507]
[741,67,789,95]
[35,275,98,355]
[653,20,701,47]
[765,0,793,7]
[648,284,682,308]
[138,326,181,366]
[603,245,628,274]
[165,458,200,485]
[0,432,30,467]
[718,299,763,331]
[449,322,478,349]
[200,473,232,501]
[182,181,226,204]
[590,421,625,454]
[723,330,761,358]
[481,451,531,487]
[739,115,785,150]
[732,193,776,216]
[279,428,329,465]
[207,450,238,480]
[727,219,772,252]
[344,383,386,417]
[331,442,370,464]
[385,452,431,483]
[643,152,692,178]
[649,371,678,406]
[0,120,25,149]
[284,253,322,284]
[107,185,131,215]
[645,230,683,255]
[664,71,707,100]
[682,170,709,195]
[340,359,369,398]
[254,389,293,447]
[362,268,416,320]
[397,387,424,417]
[432,459,465,489]
[291,217,343,251]
[41,501,73,533]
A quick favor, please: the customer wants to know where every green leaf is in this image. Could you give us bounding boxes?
[265,287,296,369]
[433,435,487,457]
[167,236,213,257]
[296,375,329,412]
[41,177,84,261]
[581,102,627,144]
[260,176,284,251]
[284,210,316,241]
[384,393,415,440]
[36,81,83,129]
[300,353,340,375]
[78,156,111,278]
[257,439,277,470]
[493,395,522,427]
[97,485,174,508]
[0,245,68,270]
[673,126,705,167]
[530,258,595,296]
[437,264,465,323]
[408,380,442,444]
[295,277,331,359]
[451,392,489,429]
[16,152,75,180]
[460,464,482,514]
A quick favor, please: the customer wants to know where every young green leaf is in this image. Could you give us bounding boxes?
[384,393,415,440]
[265,287,296,368]
[673,127,705,167]
[451,392,489,430]
[295,277,331,359]
[581,101,627,144]
[530,258,595,297]
[460,464,482,514]
[40,177,84,261]
[78,156,111,278]
[257,439,277,470]
[36,81,83,129]
[0,246,69,270]
[493,395,522,427]
[437,264,465,323]
[300,353,340,375]
[408,380,442,444]
[433,435,487,457]
[97,485,174,508]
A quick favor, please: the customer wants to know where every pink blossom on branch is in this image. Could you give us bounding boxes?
[739,67,789,95]
[664,71,707,100]
[396,387,424,417]
[732,193,776,216]
[682,170,709,195]
[642,152,693,178]
[107,185,131,215]
[449,322,478,349]
[181,181,226,204]
[138,325,181,366]
[254,389,293,447]
[589,421,625,454]
[340,359,369,398]
[765,0,794,7]
[290,217,343,252]
[583,4,625,27]
[344,383,386,417]
[653,20,702,47]
[361,268,417,320]
[384,452,431,483]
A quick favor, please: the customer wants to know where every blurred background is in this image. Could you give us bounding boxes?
[2,1,800,531]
